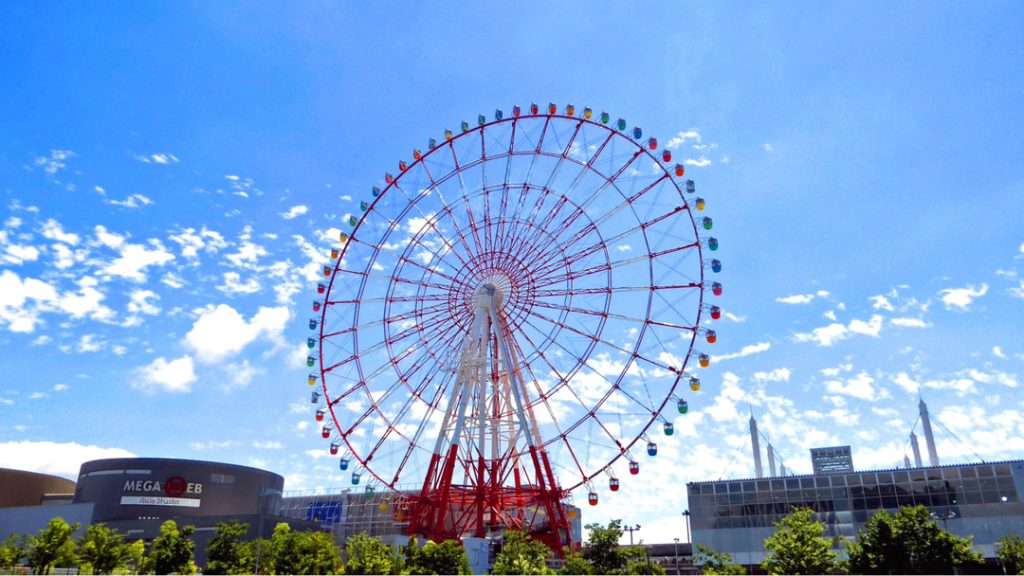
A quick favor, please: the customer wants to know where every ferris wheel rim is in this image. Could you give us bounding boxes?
[316,110,710,493]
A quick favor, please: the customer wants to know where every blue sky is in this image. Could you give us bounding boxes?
[1,2,1022,543]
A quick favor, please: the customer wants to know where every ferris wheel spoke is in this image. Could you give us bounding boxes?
[529,300,695,331]
[529,203,692,281]
[525,309,676,375]
[387,180,476,272]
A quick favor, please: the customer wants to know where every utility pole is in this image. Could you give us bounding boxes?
[623,523,641,546]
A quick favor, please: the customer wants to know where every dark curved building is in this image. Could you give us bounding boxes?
[0,458,318,568]
[75,457,284,523]
[0,468,76,508]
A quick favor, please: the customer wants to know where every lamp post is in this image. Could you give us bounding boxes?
[673,537,680,575]
[682,510,691,542]
[623,523,642,546]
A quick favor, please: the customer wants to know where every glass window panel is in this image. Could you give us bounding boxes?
[771,479,785,490]
[942,468,960,479]
[982,491,1002,503]
[995,464,1011,476]
[786,478,800,489]
[960,467,977,478]
[877,472,893,483]
[816,477,831,488]
[866,497,882,510]
[743,481,756,492]
[728,482,742,493]
[845,474,862,486]
[757,480,770,491]
[882,496,898,509]
[862,474,878,486]
[911,470,926,481]
[978,466,995,477]
[963,491,983,505]
[894,471,910,482]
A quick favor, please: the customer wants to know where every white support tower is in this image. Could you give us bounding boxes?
[910,432,923,468]
[767,443,777,477]
[749,413,763,479]
[904,455,912,468]
[919,398,940,466]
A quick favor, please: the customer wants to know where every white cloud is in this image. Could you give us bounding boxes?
[252,440,283,450]
[753,368,791,383]
[848,314,883,337]
[723,312,746,323]
[184,304,290,363]
[136,153,179,164]
[762,143,775,153]
[712,341,771,363]
[135,355,197,393]
[665,130,702,150]
[169,227,228,261]
[993,346,1007,359]
[218,272,261,295]
[684,157,712,168]
[189,440,239,451]
[53,384,69,392]
[0,440,133,478]
[1009,280,1024,300]
[281,205,309,220]
[825,371,883,401]
[794,314,883,347]
[127,289,161,316]
[102,238,175,282]
[890,317,930,328]
[939,283,988,310]
[3,242,40,265]
[0,270,58,332]
[161,272,186,289]
[76,334,105,353]
[40,218,80,245]
[775,290,829,305]
[869,294,894,311]
[34,149,74,174]
[225,359,262,391]
[105,194,153,209]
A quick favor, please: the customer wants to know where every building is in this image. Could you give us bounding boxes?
[0,468,76,508]
[0,458,318,566]
[810,445,854,474]
[279,487,583,547]
[687,459,1024,567]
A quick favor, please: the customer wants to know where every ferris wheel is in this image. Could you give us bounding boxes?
[304,103,723,549]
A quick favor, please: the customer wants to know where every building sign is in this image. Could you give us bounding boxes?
[120,475,203,508]
[810,445,854,474]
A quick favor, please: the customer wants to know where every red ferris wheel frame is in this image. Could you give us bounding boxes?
[308,103,722,549]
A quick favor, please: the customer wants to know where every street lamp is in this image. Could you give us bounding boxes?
[682,510,691,542]
[623,523,642,546]
[673,537,680,575]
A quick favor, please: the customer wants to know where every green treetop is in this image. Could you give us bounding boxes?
[847,505,982,574]
[761,508,842,575]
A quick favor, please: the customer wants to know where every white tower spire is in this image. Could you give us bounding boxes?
[749,410,763,479]
[919,397,940,466]
[910,432,923,468]
[767,443,777,477]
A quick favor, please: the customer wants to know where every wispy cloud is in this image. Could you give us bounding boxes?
[712,341,771,362]
[136,153,179,165]
[938,283,988,310]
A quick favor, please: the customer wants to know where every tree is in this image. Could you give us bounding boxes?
[345,533,394,575]
[403,539,471,575]
[206,522,252,574]
[270,523,303,575]
[695,544,745,575]
[245,538,273,575]
[149,520,196,575]
[27,517,79,574]
[78,523,129,574]
[558,550,594,575]
[581,521,627,575]
[997,535,1024,575]
[846,506,982,574]
[761,508,841,575]
[299,531,343,575]
[0,534,26,572]
[124,539,148,575]
[490,530,553,575]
